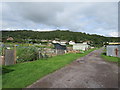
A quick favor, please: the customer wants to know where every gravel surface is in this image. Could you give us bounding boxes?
[27,48,118,88]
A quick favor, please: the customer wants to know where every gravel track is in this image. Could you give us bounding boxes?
[27,48,118,88]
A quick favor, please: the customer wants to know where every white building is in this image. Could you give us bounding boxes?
[59,40,68,45]
[106,42,120,57]
[69,41,75,45]
[41,40,48,42]
[52,40,68,45]
[52,40,60,44]
[107,45,120,57]
[73,43,90,51]
[83,42,87,44]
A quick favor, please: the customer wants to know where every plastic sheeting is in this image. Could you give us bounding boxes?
[106,45,120,57]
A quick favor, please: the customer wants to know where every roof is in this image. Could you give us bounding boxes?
[107,45,120,46]
[108,42,120,45]
[53,43,66,50]
[74,43,88,45]
[60,40,68,42]
[7,37,14,40]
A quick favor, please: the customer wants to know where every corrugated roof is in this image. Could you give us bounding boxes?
[108,42,120,45]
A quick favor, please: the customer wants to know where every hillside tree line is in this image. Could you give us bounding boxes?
[1,30,119,47]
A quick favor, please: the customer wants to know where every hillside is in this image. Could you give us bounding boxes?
[1,30,119,47]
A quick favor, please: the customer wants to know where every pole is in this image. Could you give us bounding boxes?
[14,45,16,64]
[2,46,5,65]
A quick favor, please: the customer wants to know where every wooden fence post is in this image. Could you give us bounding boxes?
[38,51,41,59]
[14,45,16,64]
[2,47,5,65]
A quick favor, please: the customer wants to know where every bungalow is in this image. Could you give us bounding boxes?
[83,41,91,44]
[52,40,60,44]
[59,40,68,45]
[83,42,87,44]
[52,40,68,45]
[69,41,75,45]
[41,40,48,42]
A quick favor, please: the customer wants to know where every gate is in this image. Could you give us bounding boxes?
[1,45,16,66]
[4,49,16,65]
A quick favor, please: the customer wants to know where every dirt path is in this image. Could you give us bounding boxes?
[27,48,118,88]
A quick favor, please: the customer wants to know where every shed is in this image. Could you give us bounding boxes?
[73,43,90,51]
[53,43,67,55]
[106,45,120,57]
[53,43,66,50]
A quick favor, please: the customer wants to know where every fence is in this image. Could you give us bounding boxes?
[0,45,16,65]
[43,48,66,56]
[1,44,66,65]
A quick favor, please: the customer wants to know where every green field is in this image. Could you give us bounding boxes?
[2,48,96,88]
[101,53,120,63]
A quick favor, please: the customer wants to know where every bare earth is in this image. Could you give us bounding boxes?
[27,48,118,88]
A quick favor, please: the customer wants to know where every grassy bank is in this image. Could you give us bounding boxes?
[2,48,96,88]
[101,53,120,63]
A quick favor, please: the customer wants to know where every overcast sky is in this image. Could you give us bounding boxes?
[0,2,119,37]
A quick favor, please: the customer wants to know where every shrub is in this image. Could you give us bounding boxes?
[16,46,39,63]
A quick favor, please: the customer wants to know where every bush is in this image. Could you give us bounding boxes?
[16,46,39,63]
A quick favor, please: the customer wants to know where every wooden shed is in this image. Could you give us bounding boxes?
[53,43,67,55]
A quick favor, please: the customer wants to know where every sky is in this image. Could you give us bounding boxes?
[0,2,119,37]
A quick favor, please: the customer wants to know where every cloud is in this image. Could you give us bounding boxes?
[108,32,120,37]
[1,2,118,37]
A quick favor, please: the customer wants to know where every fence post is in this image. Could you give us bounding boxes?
[38,51,41,59]
[14,45,16,64]
[2,47,5,65]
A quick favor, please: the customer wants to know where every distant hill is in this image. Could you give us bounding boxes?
[1,30,119,47]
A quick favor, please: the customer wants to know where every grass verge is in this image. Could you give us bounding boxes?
[101,52,120,63]
[2,48,96,88]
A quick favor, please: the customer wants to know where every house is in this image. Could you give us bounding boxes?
[69,41,75,45]
[106,42,120,57]
[34,43,41,46]
[48,40,52,42]
[73,43,90,51]
[83,42,87,44]
[52,40,60,44]
[7,37,14,41]
[41,40,48,42]
[83,41,91,44]
[52,40,68,45]
[59,40,68,45]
